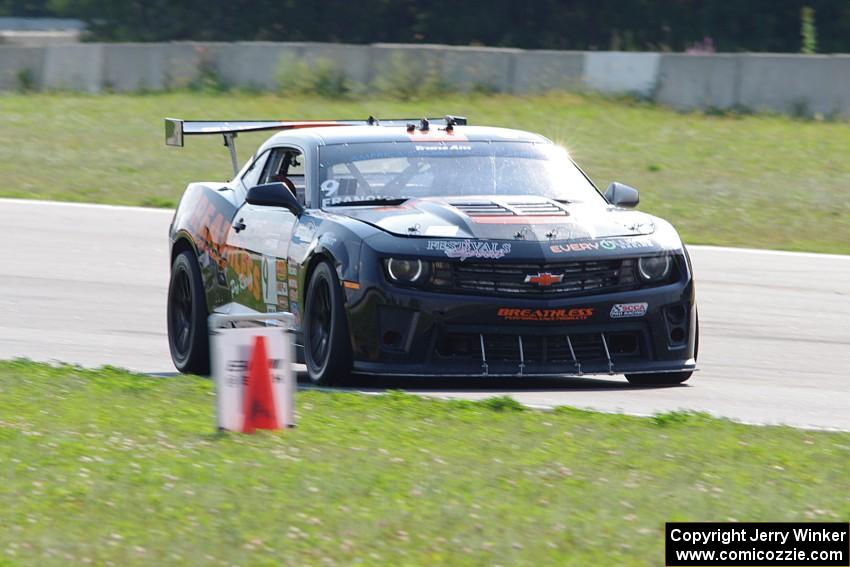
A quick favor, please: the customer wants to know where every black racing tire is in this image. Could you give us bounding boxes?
[167,249,210,375]
[625,310,699,386]
[303,261,352,386]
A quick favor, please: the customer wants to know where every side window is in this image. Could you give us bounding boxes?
[261,147,306,205]
[240,150,270,190]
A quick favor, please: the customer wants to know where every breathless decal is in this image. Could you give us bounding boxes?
[610,302,648,319]
[426,240,511,261]
[497,308,594,322]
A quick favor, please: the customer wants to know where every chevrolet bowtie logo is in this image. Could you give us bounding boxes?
[524,272,564,286]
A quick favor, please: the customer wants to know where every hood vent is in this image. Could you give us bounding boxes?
[451,201,568,217]
[510,202,567,216]
[451,202,514,216]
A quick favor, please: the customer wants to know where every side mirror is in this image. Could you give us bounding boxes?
[246,183,304,215]
[604,182,640,208]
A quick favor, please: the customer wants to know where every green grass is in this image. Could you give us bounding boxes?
[1,91,849,254]
[1,361,848,566]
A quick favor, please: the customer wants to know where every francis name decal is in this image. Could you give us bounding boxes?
[426,240,511,261]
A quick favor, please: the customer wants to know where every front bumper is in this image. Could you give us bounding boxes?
[344,263,697,378]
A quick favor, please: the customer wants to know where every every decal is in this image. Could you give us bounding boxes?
[610,302,648,319]
[497,308,594,322]
[550,236,656,254]
[427,240,512,261]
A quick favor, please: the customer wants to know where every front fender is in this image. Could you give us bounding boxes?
[286,213,369,328]
[313,232,359,283]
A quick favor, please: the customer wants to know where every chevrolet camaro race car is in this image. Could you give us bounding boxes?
[165,115,697,385]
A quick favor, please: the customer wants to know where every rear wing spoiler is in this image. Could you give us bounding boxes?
[164,115,467,175]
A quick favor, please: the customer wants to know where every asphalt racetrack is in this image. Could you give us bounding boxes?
[2,198,848,430]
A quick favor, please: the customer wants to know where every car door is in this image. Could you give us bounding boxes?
[224,146,304,315]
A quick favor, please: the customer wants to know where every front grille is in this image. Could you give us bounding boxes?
[436,331,643,368]
[439,259,638,298]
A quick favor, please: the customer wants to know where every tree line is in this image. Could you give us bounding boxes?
[3,0,848,53]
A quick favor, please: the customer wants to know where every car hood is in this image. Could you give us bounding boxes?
[333,196,657,241]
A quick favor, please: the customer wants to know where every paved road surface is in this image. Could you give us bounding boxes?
[2,199,848,430]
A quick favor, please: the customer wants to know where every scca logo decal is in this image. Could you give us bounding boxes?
[497,308,594,321]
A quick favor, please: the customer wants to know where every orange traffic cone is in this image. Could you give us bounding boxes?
[242,335,278,433]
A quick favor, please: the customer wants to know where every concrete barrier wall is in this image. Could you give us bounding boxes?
[212,42,300,90]
[438,46,520,92]
[0,45,45,90]
[737,54,850,117]
[512,50,584,93]
[1,41,849,118]
[42,44,104,92]
[102,43,203,91]
[654,54,740,110]
[583,52,660,96]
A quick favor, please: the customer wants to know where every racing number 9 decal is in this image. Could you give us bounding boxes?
[262,255,277,306]
[321,179,340,197]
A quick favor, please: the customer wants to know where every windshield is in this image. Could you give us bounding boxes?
[317,141,603,208]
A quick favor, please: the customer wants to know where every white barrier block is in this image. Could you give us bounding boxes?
[211,326,295,431]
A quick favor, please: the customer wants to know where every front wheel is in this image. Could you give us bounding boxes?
[303,261,352,385]
[167,250,210,374]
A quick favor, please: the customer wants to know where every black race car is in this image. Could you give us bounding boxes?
[165,116,697,385]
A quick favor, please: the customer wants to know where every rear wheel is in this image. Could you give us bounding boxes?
[303,261,351,385]
[167,250,210,374]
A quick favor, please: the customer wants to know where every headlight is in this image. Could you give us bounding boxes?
[385,258,426,283]
[637,256,672,282]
